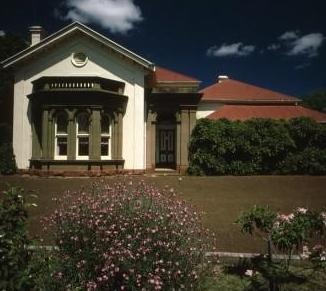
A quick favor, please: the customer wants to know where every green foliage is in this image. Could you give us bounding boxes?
[0,33,27,94]
[236,205,277,235]
[209,273,251,291]
[287,117,324,150]
[188,117,326,175]
[302,90,326,112]
[235,205,326,290]
[280,148,326,175]
[237,206,325,260]
[0,142,17,175]
[0,187,35,290]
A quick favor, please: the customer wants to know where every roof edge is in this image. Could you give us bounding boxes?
[1,21,154,70]
[200,99,301,104]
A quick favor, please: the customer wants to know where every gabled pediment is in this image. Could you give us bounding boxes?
[1,22,154,71]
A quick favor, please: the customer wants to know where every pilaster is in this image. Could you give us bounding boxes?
[41,108,49,158]
[90,108,101,160]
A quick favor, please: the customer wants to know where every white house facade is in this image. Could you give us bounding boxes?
[1,22,201,174]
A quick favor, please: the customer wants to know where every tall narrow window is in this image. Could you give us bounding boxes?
[76,112,90,159]
[101,114,111,159]
[55,111,68,159]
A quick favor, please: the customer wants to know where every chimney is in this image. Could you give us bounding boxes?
[29,26,44,46]
[217,75,229,83]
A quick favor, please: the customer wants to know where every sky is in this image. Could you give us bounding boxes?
[1,0,326,97]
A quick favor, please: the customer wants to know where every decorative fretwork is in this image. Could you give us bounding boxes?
[49,81,95,89]
[32,76,125,95]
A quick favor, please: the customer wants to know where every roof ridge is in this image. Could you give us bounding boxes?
[200,78,299,101]
[1,22,154,70]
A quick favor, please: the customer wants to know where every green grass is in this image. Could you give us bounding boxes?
[1,175,326,252]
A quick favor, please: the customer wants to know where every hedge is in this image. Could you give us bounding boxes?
[188,117,326,175]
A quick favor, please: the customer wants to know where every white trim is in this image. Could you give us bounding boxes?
[100,134,111,160]
[54,120,68,160]
[76,113,90,160]
[76,134,90,160]
[1,22,155,70]
[100,115,111,160]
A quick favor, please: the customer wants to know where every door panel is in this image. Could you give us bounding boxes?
[157,129,175,167]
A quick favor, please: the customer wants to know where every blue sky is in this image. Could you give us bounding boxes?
[1,0,325,96]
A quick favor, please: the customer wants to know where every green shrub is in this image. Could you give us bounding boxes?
[280,148,326,175]
[0,187,34,289]
[188,117,326,175]
[287,117,322,150]
[42,181,217,290]
[0,142,17,175]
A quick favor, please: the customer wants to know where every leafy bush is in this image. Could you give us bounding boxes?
[280,148,326,175]
[0,142,17,175]
[236,205,326,290]
[0,187,35,290]
[43,181,217,290]
[188,117,326,175]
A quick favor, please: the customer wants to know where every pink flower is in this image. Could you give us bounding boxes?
[297,207,307,214]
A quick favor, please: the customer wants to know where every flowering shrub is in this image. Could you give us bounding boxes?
[43,181,217,290]
[236,205,326,289]
[237,206,325,263]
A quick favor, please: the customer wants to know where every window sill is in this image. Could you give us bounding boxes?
[30,158,125,171]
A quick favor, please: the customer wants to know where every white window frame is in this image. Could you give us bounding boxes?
[101,115,111,160]
[54,114,68,160]
[76,113,90,160]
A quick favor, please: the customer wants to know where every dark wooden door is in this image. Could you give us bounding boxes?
[157,129,175,167]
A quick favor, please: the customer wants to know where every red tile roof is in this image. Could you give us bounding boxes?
[207,105,326,122]
[154,66,200,83]
[200,78,299,102]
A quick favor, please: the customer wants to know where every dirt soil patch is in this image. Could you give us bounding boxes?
[1,175,325,252]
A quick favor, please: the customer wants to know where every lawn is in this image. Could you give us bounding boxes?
[1,175,326,252]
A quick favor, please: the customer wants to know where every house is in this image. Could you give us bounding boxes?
[1,22,325,174]
[1,22,200,174]
[198,76,326,122]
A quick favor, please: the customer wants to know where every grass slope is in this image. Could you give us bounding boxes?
[1,175,325,252]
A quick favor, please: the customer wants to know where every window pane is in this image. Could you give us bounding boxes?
[78,137,89,156]
[101,137,109,156]
[77,113,89,134]
[101,115,110,134]
[57,112,68,134]
[57,137,67,156]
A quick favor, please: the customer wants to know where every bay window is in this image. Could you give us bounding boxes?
[101,114,111,159]
[54,111,68,159]
[76,112,90,159]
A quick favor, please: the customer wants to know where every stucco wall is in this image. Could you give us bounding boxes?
[12,35,147,170]
[196,102,223,119]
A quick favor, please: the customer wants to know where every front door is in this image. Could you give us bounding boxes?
[156,127,175,168]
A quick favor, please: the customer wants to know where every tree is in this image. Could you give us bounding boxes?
[0,32,28,142]
[302,90,326,112]
[0,32,28,87]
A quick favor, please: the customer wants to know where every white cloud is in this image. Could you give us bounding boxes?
[0,30,5,37]
[287,33,324,57]
[62,0,143,34]
[267,43,281,51]
[207,42,255,57]
[278,30,299,41]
